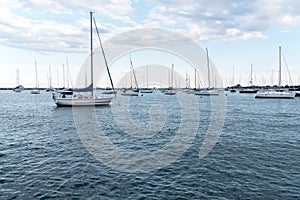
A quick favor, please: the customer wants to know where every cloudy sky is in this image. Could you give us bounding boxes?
[1,0,300,87]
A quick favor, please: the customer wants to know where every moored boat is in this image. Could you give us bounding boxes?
[52,12,114,106]
[255,90,295,99]
[255,46,295,99]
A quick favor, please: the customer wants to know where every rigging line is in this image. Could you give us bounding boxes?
[282,51,293,86]
[92,16,115,91]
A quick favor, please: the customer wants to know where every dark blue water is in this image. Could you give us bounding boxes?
[0,90,299,199]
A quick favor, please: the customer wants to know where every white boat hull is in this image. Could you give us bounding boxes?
[54,97,113,106]
[194,90,220,96]
[164,90,176,95]
[255,91,295,99]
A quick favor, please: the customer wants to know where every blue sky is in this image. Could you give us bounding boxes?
[0,0,300,87]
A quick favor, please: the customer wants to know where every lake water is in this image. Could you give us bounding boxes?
[0,90,299,199]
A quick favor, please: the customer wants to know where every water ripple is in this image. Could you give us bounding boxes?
[0,91,299,199]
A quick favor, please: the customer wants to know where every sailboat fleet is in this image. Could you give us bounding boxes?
[9,12,299,104]
[11,45,299,102]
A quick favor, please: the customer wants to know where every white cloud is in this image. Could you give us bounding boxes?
[1,0,300,54]
[143,0,300,41]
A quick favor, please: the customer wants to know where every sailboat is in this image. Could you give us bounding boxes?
[239,63,258,94]
[45,65,55,92]
[195,48,219,96]
[140,66,153,93]
[164,63,176,95]
[52,12,114,106]
[255,46,295,99]
[13,69,24,92]
[31,61,40,94]
[121,55,139,96]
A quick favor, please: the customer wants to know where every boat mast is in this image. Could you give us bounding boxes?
[171,63,174,88]
[49,65,52,89]
[16,68,19,86]
[194,68,196,89]
[90,11,94,97]
[232,66,235,86]
[206,48,210,89]
[250,63,253,86]
[62,64,65,88]
[147,65,149,89]
[35,60,38,89]
[278,46,281,88]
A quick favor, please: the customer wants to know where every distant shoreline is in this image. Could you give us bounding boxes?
[1,85,300,91]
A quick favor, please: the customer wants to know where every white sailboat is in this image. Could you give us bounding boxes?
[239,63,258,94]
[52,12,114,106]
[13,68,24,92]
[31,61,40,94]
[121,55,139,96]
[140,66,153,93]
[45,65,55,92]
[195,48,220,96]
[255,46,295,99]
[164,63,176,95]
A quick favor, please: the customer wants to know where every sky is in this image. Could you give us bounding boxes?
[0,0,300,88]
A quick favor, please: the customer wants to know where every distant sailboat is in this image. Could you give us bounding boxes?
[239,63,258,94]
[164,63,176,95]
[140,66,153,93]
[45,65,55,92]
[195,48,220,96]
[31,61,40,94]
[52,12,114,106]
[229,67,236,92]
[255,46,295,99]
[121,55,139,96]
[13,68,24,92]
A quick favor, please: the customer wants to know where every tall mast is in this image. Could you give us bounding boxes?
[35,60,38,88]
[194,68,196,89]
[16,68,19,86]
[206,48,210,89]
[278,46,281,88]
[49,65,52,88]
[147,65,149,88]
[232,67,235,86]
[63,64,65,88]
[171,63,174,88]
[90,11,94,97]
[250,63,253,86]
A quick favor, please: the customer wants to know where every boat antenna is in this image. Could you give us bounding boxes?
[92,14,115,92]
